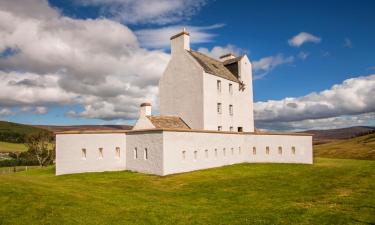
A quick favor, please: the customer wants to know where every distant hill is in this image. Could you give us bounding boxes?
[0,121,49,143]
[37,124,133,132]
[314,132,375,160]
[300,126,375,144]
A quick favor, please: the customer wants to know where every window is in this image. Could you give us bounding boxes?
[217,80,221,92]
[292,146,296,155]
[266,146,270,155]
[223,148,226,156]
[229,105,233,116]
[182,150,186,160]
[231,148,234,155]
[238,127,243,132]
[134,148,138,159]
[99,148,103,159]
[205,149,208,158]
[194,151,198,160]
[238,147,241,154]
[144,148,148,160]
[217,103,222,114]
[229,83,233,94]
[252,147,256,155]
[229,126,233,132]
[218,126,222,131]
[214,148,218,157]
[81,148,86,159]
[115,147,120,159]
[278,146,282,155]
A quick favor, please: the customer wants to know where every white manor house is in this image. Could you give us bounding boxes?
[56,30,313,176]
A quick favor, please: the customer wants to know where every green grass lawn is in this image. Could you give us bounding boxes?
[315,133,375,160]
[0,141,27,153]
[0,158,374,225]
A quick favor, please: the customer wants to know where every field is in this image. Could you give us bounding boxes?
[0,158,374,225]
[0,141,27,153]
[314,133,375,160]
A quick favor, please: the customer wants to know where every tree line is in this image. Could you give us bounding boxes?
[0,130,55,167]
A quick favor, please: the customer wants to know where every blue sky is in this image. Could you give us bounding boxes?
[0,0,374,130]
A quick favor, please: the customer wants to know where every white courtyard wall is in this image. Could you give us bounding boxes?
[56,133,126,175]
[126,132,164,175]
[162,131,312,175]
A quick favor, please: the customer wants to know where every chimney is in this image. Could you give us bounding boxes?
[170,28,190,55]
[139,102,152,117]
[219,53,236,61]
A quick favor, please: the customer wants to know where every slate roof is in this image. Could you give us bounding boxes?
[146,116,190,129]
[188,51,241,83]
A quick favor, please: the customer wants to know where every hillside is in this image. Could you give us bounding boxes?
[302,126,375,144]
[37,124,132,132]
[0,121,49,143]
[0,158,374,224]
[314,133,375,160]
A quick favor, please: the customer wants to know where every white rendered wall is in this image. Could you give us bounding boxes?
[202,56,254,132]
[162,131,312,175]
[126,132,164,175]
[159,39,205,130]
[56,133,126,175]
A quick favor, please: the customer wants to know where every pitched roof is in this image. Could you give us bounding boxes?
[188,51,240,83]
[146,116,190,129]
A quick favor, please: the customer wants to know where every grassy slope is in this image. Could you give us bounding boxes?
[314,133,375,160]
[0,158,374,225]
[0,141,27,153]
[0,121,47,137]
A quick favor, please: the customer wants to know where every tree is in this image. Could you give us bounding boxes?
[25,131,55,167]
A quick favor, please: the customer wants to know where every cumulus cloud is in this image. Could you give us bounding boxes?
[288,32,321,47]
[0,0,170,120]
[254,74,375,130]
[197,44,244,59]
[252,54,294,79]
[0,108,14,117]
[257,112,375,131]
[135,24,224,49]
[74,0,207,25]
[35,106,48,114]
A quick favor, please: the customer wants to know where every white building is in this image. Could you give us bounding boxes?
[55,30,313,176]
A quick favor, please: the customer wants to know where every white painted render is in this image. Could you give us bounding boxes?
[126,132,164,175]
[162,131,312,175]
[159,33,205,129]
[56,133,126,175]
[56,131,312,176]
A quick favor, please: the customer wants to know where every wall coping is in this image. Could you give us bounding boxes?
[55,128,313,136]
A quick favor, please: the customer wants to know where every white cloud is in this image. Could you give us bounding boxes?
[254,74,375,130]
[288,32,321,47]
[0,108,14,117]
[257,112,375,131]
[35,106,48,114]
[197,44,244,59]
[252,54,294,79]
[74,0,207,25]
[135,24,224,49]
[0,0,170,120]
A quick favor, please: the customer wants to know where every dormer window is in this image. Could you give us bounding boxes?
[217,80,221,92]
